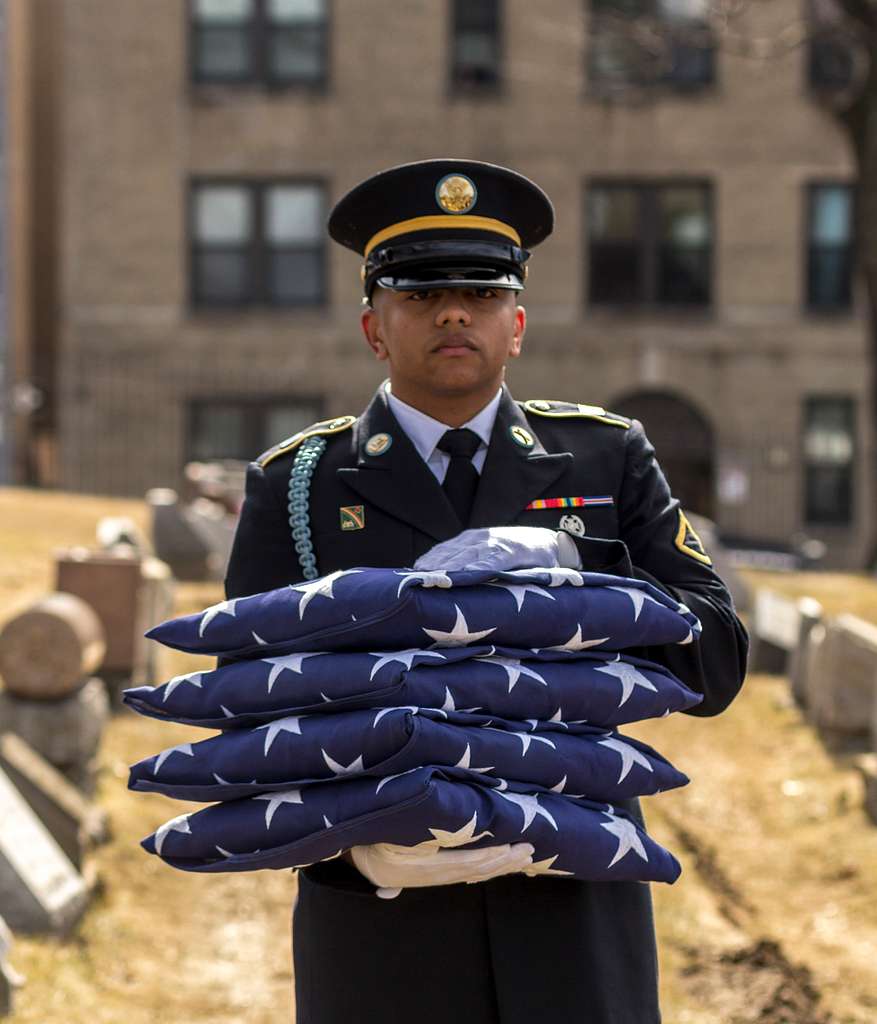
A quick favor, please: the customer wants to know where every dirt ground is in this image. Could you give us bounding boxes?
[2,487,877,1023]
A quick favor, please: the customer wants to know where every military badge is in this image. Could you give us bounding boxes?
[340,506,365,532]
[510,425,534,448]
[435,173,477,214]
[559,514,586,537]
[365,432,393,456]
[674,510,712,565]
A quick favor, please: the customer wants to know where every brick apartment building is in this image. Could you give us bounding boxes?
[11,0,870,566]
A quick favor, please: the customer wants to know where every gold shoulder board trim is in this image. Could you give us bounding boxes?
[674,510,713,566]
[522,400,630,429]
[258,415,356,468]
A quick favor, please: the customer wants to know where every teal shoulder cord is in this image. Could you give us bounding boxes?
[287,436,328,581]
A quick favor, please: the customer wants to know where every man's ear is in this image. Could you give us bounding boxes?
[361,306,389,361]
[508,303,526,359]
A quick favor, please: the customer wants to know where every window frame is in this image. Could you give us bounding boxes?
[804,180,855,314]
[585,177,715,311]
[802,394,856,527]
[188,177,329,310]
[449,0,504,95]
[188,0,331,91]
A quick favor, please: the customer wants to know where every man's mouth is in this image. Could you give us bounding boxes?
[432,335,477,353]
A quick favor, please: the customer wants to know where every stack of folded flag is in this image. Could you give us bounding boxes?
[125,567,703,885]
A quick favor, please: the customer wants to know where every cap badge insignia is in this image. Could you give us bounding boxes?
[436,174,477,215]
[510,425,534,448]
[340,505,365,531]
[365,432,393,456]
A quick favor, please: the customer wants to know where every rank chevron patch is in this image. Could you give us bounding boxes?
[674,511,712,566]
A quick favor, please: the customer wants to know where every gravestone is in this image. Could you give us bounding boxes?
[0,733,108,869]
[856,754,877,826]
[787,597,823,707]
[748,589,800,674]
[0,766,89,933]
[136,557,175,687]
[0,677,109,785]
[0,593,105,700]
[806,614,877,734]
[148,488,214,581]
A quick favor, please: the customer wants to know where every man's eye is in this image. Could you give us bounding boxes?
[473,287,498,298]
[407,290,434,302]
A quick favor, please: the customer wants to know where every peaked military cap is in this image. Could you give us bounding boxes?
[328,159,554,300]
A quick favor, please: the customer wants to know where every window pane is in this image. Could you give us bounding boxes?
[808,248,852,308]
[657,245,710,303]
[588,188,639,241]
[268,0,324,21]
[265,401,323,443]
[265,186,323,243]
[268,26,325,80]
[804,398,854,523]
[663,41,713,84]
[194,26,253,78]
[190,405,248,461]
[195,187,253,243]
[267,250,324,303]
[194,0,253,22]
[193,250,252,303]
[456,0,499,31]
[660,187,710,244]
[589,243,641,303]
[658,0,708,20]
[811,186,851,244]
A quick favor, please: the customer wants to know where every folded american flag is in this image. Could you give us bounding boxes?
[123,645,702,730]
[145,568,700,659]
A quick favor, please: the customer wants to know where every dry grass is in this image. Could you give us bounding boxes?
[3,487,877,1023]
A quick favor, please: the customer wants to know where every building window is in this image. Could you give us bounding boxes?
[190,0,329,88]
[806,183,854,311]
[587,0,714,92]
[807,0,855,93]
[587,181,712,307]
[803,397,855,525]
[187,397,324,462]
[190,180,327,308]
[451,0,502,91]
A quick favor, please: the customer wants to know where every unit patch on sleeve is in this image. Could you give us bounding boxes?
[674,510,712,566]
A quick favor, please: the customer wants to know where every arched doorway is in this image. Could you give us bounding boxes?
[611,391,715,519]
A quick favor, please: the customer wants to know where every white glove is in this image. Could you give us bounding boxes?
[349,842,536,899]
[413,526,582,573]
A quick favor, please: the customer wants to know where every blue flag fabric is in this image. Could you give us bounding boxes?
[140,766,682,884]
[123,646,702,731]
[145,568,700,659]
[128,706,688,803]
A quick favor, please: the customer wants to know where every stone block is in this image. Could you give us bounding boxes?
[748,588,800,674]
[0,732,108,869]
[0,766,89,934]
[856,753,877,826]
[0,677,109,773]
[806,614,877,734]
[135,557,174,688]
[148,488,214,582]
[787,596,823,707]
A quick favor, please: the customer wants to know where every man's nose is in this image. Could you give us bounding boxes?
[435,294,472,326]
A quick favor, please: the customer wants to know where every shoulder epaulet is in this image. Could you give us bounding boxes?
[521,399,630,429]
[257,415,356,468]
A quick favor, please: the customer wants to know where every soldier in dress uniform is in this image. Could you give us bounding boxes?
[224,159,748,1024]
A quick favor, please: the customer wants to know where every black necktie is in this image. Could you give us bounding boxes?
[437,428,481,526]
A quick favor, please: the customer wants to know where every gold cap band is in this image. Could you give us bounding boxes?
[364,215,522,260]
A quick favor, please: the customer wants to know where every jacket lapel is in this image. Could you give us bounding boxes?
[469,387,572,528]
[336,386,461,542]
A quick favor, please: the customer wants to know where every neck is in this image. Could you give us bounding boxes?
[388,380,501,426]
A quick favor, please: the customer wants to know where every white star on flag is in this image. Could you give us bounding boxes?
[255,715,303,755]
[475,654,547,693]
[199,599,238,638]
[486,582,556,612]
[594,656,658,707]
[368,648,446,680]
[523,855,574,877]
[545,625,610,652]
[261,653,321,693]
[423,605,497,646]
[453,743,494,773]
[483,725,557,755]
[290,570,362,619]
[394,570,453,596]
[440,686,457,712]
[154,813,192,855]
[252,631,268,646]
[373,705,419,727]
[537,567,585,587]
[254,789,302,829]
[497,791,558,832]
[414,812,494,850]
[153,743,194,774]
[597,736,655,783]
[375,767,420,793]
[600,806,649,868]
[162,672,204,702]
[606,585,661,621]
[321,749,365,776]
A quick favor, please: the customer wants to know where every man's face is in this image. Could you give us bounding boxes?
[361,286,526,400]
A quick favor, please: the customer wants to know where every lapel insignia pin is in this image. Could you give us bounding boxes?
[510,425,534,448]
[340,505,365,531]
[559,514,586,537]
[365,432,393,456]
